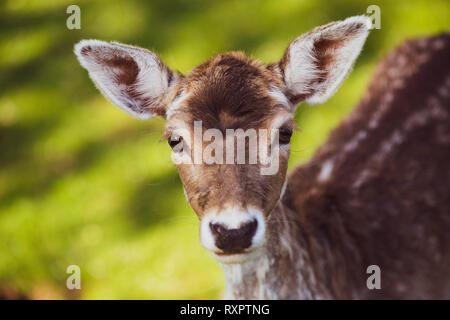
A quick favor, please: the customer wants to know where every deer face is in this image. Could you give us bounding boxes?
[164,54,296,262]
[75,16,370,263]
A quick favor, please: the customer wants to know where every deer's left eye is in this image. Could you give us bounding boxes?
[279,128,293,144]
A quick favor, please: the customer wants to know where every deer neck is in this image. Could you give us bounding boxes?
[220,200,324,299]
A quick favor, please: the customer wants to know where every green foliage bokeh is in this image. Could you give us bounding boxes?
[0,0,448,299]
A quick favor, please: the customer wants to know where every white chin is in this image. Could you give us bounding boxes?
[211,248,263,264]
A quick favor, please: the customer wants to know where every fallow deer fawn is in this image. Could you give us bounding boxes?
[75,16,450,299]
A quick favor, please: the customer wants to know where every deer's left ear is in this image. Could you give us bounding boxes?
[75,40,176,119]
[278,15,371,105]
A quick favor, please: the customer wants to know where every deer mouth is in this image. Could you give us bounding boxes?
[211,247,264,264]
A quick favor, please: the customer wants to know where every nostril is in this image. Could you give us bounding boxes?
[210,222,226,236]
[209,219,258,253]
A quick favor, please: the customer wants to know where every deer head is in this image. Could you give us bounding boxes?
[75,16,370,264]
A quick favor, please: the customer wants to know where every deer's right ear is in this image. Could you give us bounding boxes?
[74,40,176,119]
[278,15,371,106]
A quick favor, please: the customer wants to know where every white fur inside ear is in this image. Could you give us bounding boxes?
[283,15,371,105]
[74,39,175,119]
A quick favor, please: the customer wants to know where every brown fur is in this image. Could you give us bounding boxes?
[274,32,450,299]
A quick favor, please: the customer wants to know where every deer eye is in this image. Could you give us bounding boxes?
[279,128,293,144]
[168,136,183,150]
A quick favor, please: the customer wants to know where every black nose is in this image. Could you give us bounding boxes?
[209,219,258,254]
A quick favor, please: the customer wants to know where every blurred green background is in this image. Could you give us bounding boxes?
[0,0,448,299]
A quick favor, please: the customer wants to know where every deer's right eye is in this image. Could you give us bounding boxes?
[168,136,183,150]
[279,128,293,144]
